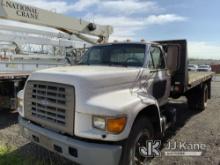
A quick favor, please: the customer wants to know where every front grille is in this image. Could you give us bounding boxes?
[24,81,75,135]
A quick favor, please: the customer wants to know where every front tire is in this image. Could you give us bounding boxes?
[121,117,154,165]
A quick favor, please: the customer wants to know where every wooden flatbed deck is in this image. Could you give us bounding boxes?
[188,71,214,88]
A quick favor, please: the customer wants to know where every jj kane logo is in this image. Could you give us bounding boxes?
[139,140,161,157]
[139,140,207,158]
[1,0,39,20]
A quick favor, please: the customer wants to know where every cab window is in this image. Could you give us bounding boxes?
[148,46,165,69]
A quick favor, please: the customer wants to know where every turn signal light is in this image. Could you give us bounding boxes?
[107,117,127,134]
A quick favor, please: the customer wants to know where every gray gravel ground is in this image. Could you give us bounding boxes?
[151,81,220,165]
[0,81,220,165]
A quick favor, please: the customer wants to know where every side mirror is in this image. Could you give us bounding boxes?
[166,45,179,74]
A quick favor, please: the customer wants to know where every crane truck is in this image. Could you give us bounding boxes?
[0,27,72,109]
[0,1,93,109]
[1,0,214,165]
[0,24,88,72]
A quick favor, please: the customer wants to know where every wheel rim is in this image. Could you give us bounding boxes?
[129,130,150,165]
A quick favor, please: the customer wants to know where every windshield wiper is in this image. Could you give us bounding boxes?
[108,63,128,67]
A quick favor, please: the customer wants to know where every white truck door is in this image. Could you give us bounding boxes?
[147,46,171,106]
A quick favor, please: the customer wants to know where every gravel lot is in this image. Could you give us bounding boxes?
[0,80,219,165]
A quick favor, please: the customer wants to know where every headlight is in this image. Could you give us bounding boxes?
[92,115,127,134]
[17,90,24,117]
[93,116,106,130]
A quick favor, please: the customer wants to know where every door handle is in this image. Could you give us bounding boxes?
[150,70,158,73]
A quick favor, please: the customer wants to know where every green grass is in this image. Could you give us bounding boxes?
[0,145,45,165]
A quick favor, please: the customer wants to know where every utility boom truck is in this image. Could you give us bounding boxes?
[0,0,110,109]
[1,1,213,165]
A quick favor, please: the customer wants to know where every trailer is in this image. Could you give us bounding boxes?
[0,72,29,109]
[0,34,70,109]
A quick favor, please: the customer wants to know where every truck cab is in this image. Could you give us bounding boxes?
[79,42,171,106]
[18,40,213,165]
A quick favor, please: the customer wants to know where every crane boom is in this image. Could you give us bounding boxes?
[0,0,113,43]
[0,24,72,40]
[0,31,74,47]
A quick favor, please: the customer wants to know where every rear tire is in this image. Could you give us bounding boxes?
[187,84,208,111]
[121,117,154,165]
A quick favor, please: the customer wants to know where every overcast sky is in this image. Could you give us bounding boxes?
[1,0,220,59]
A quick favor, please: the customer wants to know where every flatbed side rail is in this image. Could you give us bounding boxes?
[187,72,214,90]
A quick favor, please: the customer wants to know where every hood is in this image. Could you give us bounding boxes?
[31,65,146,90]
[37,65,139,75]
[28,65,152,118]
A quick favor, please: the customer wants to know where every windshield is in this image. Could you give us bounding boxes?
[79,44,146,67]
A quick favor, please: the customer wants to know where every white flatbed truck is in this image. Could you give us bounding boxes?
[18,41,213,165]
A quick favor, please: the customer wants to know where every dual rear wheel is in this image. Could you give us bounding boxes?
[187,84,209,111]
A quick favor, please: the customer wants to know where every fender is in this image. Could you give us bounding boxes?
[75,88,163,141]
[127,94,163,139]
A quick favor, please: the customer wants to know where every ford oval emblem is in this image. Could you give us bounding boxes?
[40,99,49,106]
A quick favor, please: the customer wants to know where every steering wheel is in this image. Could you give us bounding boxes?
[126,57,141,65]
